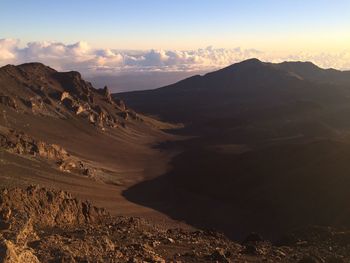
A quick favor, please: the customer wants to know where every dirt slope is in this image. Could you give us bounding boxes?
[0,62,183,228]
[1,186,349,263]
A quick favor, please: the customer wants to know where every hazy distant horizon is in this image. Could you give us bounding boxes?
[86,70,208,93]
[2,46,350,92]
[1,0,349,91]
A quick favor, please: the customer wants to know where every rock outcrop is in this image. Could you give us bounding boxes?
[0,63,143,130]
[0,125,68,160]
[0,186,107,227]
[1,187,350,263]
[100,86,113,104]
[0,186,106,263]
[0,125,95,176]
[0,239,40,263]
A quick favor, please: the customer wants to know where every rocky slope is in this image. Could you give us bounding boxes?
[3,61,350,261]
[1,186,349,263]
[0,63,141,130]
[0,125,96,177]
[0,62,177,181]
[0,62,181,240]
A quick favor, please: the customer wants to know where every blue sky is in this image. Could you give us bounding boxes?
[1,0,350,76]
[1,0,349,50]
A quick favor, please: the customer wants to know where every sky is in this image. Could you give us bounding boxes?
[0,0,350,91]
[1,0,349,51]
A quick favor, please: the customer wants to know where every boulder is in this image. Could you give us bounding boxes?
[101,86,113,104]
[0,239,39,263]
[36,142,69,161]
[60,91,70,101]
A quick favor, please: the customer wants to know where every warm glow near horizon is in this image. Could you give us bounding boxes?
[1,0,349,73]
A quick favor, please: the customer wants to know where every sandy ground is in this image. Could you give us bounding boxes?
[0,107,191,230]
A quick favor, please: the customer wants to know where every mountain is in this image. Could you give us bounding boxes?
[0,62,179,224]
[3,61,350,261]
[116,59,350,131]
[0,62,142,129]
[4,60,350,252]
[117,59,350,240]
[274,61,350,85]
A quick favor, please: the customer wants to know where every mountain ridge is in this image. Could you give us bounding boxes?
[0,62,146,130]
[0,62,181,235]
[116,58,350,241]
[116,59,350,125]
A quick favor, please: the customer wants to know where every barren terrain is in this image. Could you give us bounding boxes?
[2,61,350,262]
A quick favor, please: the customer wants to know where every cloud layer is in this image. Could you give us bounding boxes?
[1,39,350,77]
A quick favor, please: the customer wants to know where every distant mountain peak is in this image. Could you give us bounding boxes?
[238,58,263,65]
[225,58,264,70]
[210,58,272,77]
[278,60,321,70]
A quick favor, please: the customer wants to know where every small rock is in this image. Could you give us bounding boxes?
[167,237,175,244]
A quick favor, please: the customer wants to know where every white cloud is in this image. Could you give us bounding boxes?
[0,38,19,60]
[0,38,350,77]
